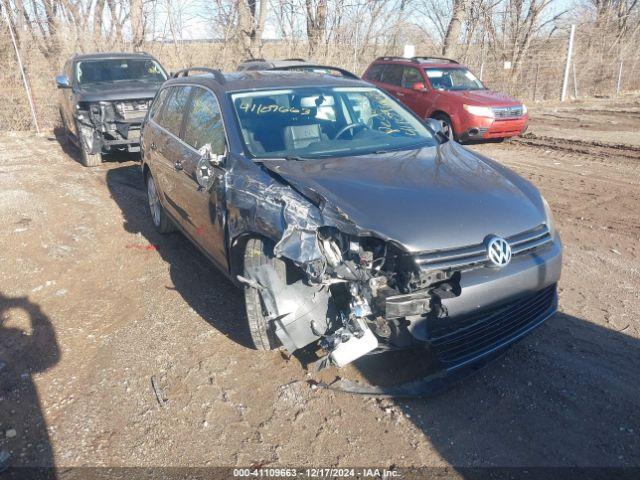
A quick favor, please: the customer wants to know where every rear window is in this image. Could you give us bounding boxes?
[149,88,170,120]
[365,64,385,81]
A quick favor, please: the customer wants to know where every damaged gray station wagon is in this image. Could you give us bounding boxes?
[140,67,562,373]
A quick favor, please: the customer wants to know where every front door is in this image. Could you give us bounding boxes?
[173,86,228,270]
[399,66,428,118]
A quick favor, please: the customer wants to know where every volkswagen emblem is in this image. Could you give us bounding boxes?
[486,236,512,267]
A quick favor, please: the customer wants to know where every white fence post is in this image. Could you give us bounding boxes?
[616,60,624,95]
[2,6,40,134]
[561,24,576,102]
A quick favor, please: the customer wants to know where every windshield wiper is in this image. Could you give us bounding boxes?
[251,155,313,163]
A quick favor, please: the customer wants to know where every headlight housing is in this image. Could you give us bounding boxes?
[542,196,556,235]
[463,104,495,118]
[522,104,528,115]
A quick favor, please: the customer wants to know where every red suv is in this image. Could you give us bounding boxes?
[363,56,528,142]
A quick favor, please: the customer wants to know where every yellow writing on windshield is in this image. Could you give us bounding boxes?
[239,103,312,116]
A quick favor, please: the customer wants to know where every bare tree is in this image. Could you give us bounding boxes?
[442,0,467,55]
[130,0,145,49]
[236,0,268,57]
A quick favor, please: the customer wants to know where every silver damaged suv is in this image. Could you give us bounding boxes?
[140,67,562,375]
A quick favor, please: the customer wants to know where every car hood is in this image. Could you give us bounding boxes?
[262,143,545,253]
[442,89,522,107]
[76,80,163,103]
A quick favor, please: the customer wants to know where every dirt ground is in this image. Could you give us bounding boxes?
[0,95,639,474]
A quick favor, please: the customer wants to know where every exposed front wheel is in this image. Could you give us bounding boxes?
[75,121,102,167]
[146,173,175,233]
[242,238,283,351]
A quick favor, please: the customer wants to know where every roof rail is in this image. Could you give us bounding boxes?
[283,58,307,62]
[269,64,359,79]
[375,56,409,62]
[412,56,458,64]
[374,55,459,64]
[171,67,226,84]
[241,58,266,63]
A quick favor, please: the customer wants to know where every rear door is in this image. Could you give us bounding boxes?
[150,85,194,221]
[377,64,404,99]
[173,86,229,269]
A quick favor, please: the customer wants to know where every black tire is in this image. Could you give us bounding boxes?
[145,173,175,233]
[80,147,102,167]
[431,113,456,141]
[242,238,284,351]
[58,108,72,146]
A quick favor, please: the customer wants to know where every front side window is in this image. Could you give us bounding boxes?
[183,88,226,153]
[231,86,436,159]
[156,86,192,136]
[425,67,484,91]
[401,67,423,89]
[75,58,167,85]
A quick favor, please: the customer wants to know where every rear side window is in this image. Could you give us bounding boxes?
[149,88,170,120]
[156,86,192,136]
[381,65,403,86]
[401,67,422,88]
[365,64,385,81]
[183,88,226,153]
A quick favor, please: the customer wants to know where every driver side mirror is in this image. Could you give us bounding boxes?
[55,75,71,89]
[412,82,427,92]
[425,118,449,143]
[196,143,226,190]
[199,143,226,166]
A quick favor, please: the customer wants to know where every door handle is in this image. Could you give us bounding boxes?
[174,160,183,171]
[150,141,157,150]
[397,92,405,97]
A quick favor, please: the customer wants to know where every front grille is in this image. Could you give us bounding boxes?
[493,105,524,119]
[116,100,149,122]
[430,285,556,368]
[414,224,552,272]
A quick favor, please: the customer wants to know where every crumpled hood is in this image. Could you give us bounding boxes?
[76,80,162,103]
[443,89,522,107]
[262,143,545,252]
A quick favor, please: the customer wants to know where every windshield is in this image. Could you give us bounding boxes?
[231,86,436,159]
[425,68,484,91]
[76,59,167,85]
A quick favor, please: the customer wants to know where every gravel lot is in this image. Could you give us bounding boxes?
[1,96,639,473]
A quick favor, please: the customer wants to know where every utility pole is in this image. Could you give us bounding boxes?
[2,4,40,134]
[561,24,575,102]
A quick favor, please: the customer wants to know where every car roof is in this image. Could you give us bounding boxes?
[164,69,370,92]
[72,52,157,61]
[371,56,462,70]
[238,59,312,70]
